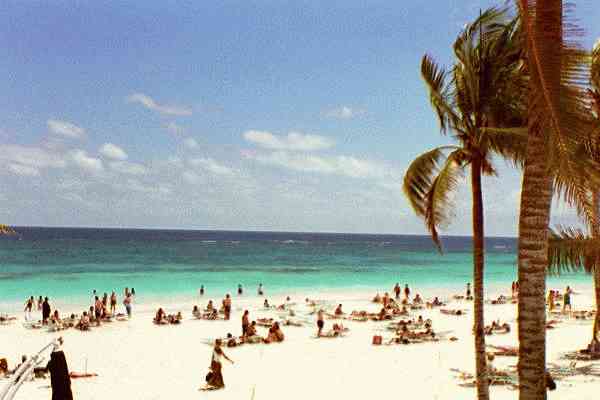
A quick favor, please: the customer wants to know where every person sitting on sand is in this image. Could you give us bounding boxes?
[334,304,344,316]
[264,299,270,308]
[225,333,238,348]
[413,294,423,304]
[372,293,381,303]
[76,312,90,331]
[583,337,600,354]
[264,322,284,343]
[377,307,390,321]
[383,292,390,307]
[441,309,463,316]
[206,300,214,312]
[193,306,201,319]
[154,308,168,325]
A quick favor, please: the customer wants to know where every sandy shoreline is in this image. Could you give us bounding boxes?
[2,283,598,400]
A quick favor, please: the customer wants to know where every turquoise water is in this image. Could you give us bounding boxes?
[0,227,588,304]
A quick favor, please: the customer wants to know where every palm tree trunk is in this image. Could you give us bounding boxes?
[518,1,562,399]
[592,191,600,341]
[471,157,489,400]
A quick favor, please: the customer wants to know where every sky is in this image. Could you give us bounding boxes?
[1,0,599,236]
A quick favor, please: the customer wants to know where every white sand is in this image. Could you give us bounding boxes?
[1,283,598,400]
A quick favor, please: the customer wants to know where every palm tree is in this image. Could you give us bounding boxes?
[403,8,525,400]
[546,40,600,344]
[516,1,592,398]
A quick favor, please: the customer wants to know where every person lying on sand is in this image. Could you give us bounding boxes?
[580,338,600,354]
[282,318,303,327]
[441,309,464,316]
[427,297,444,308]
[392,305,409,316]
[491,295,508,305]
[0,314,17,324]
[321,323,347,338]
[484,321,510,335]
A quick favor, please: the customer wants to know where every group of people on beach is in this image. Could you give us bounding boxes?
[22,287,135,332]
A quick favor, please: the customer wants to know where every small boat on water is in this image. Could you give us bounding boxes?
[0,225,20,239]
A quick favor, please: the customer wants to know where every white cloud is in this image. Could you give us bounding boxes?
[183,137,199,149]
[69,150,103,173]
[189,157,233,175]
[244,151,394,180]
[7,163,40,176]
[243,130,334,152]
[0,144,66,172]
[324,106,365,120]
[109,161,147,175]
[127,93,193,116]
[99,143,128,160]
[47,119,86,139]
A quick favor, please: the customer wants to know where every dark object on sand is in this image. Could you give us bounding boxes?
[46,351,73,400]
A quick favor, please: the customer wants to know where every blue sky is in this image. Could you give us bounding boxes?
[1,1,599,235]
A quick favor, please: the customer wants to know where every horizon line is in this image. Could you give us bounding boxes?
[9,224,518,240]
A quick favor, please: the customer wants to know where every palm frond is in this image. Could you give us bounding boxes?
[421,55,461,134]
[480,127,529,167]
[547,226,600,275]
[403,147,464,251]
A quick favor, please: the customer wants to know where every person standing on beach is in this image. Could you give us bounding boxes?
[404,284,410,300]
[94,296,103,325]
[466,283,472,299]
[123,292,133,318]
[317,309,324,337]
[110,291,117,315]
[241,310,249,337]
[24,296,34,321]
[258,283,264,296]
[37,296,43,311]
[42,297,51,325]
[46,338,73,400]
[563,286,573,313]
[394,283,401,299]
[223,294,232,320]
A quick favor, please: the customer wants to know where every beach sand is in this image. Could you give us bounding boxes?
[2,284,598,400]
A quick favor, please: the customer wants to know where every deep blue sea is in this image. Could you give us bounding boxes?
[0,227,587,304]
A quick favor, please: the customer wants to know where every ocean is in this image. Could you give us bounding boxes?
[0,227,587,306]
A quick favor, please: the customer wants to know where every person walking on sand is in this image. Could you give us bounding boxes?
[317,309,325,337]
[24,296,34,321]
[203,339,233,390]
[394,283,401,299]
[223,294,232,320]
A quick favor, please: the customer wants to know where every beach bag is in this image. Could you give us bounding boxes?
[372,335,382,345]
